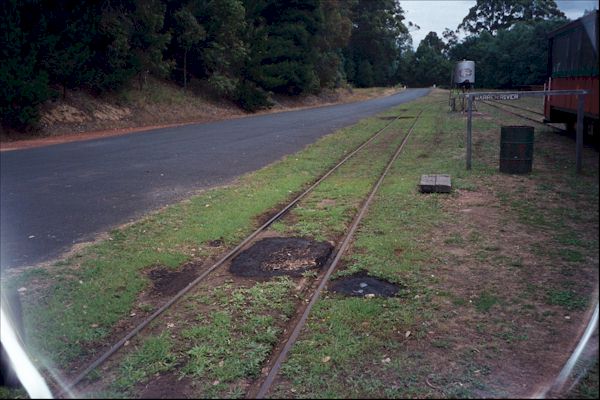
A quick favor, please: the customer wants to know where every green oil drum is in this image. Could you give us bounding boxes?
[499,125,534,174]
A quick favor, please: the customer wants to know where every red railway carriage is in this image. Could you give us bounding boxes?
[544,10,599,137]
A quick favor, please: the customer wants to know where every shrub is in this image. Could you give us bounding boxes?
[235,80,272,112]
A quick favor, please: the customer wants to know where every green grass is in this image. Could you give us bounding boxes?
[474,292,500,313]
[273,108,428,243]
[108,278,297,397]
[0,388,28,399]
[115,334,177,389]
[271,94,473,398]
[444,233,465,246]
[279,296,427,398]
[560,249,586,263]
[4,105,400,368]
[546,288,588,311]
[569,361,599,399]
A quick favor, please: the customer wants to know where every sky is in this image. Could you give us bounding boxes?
[400,0,599,48]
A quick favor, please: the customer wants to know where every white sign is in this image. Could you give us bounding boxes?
[474,94,520,101]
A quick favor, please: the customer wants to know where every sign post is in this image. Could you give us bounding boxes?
[576,94,585,173]
[466,95,472,170]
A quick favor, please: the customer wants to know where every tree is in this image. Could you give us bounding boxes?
[90,1,136,92]
[314,0,353,88]
[196,0,248,96]
[449,19,565,88]
[355,60,374,87]
[246,0,322,95]
[458,0,565,35]
[173,6,205,90]
[412,32,451,87]
[344,0,408,87]
[421,31,446,54]
[0,0,53,129]
[520,0,565,21]
[442,28,459,54]
[42,1,97,98]
[129,0,172,89]
[396,47,415,86]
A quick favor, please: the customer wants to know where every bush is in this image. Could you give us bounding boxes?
[235,80,272,112]
[0,54,54,131]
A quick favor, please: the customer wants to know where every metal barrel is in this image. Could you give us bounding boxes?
[499,126,534,174]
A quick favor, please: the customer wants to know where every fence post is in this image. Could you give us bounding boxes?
[467,95,473,170]
[576,94,584,173]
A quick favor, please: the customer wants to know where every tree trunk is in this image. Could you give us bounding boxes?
[183,50,187,91]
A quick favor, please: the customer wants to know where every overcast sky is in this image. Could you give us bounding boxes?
[400,0,599,48]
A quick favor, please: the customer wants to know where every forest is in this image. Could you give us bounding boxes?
[0,0,572,131]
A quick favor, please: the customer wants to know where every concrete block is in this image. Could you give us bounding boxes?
[419,175,437,193]
[419,174,452,193]
[435,174,452,193]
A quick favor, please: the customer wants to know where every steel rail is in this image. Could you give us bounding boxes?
[57,111,410,397]
[480,100,565,132]
[493,99,545,117]
[254,108,425,399]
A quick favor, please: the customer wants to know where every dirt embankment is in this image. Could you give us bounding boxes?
[0,79,400,151]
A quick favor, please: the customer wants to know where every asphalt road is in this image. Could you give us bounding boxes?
[0,88,429,269]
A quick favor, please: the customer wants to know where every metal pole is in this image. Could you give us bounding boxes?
[576,94,584,174]
[467,95,473,170]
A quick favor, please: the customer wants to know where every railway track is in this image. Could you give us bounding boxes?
[56,108,426,398]
[252,110,424,399]
[490,99,545,117]
[479,99,566,132]
[481,98,600,154]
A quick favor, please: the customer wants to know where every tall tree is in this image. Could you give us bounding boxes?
[458,0,565,35]
[442,28,459,54]
[314,0,353,88]
[196,0,248,96]
[90,1,136,92]
[0,0,53,129]
[344,0,408,87]
[520,0,566,21]
[449,19,565,88]
[129,0,172,89]
[421,31,446,54]
[246,0,322,95]
[42,1,97,98]
[412,32,451,87]
[172,6,205,90]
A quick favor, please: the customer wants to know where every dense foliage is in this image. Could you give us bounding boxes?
[0,0,572,131]
[449,19,566,88]
[458,0,565,35]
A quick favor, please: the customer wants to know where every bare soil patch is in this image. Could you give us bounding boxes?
[410,156,598,396]
[229,237,333,277]
[148,263,201,297]
[138,371,193,399]
[316,198,337,209]
[328,272,402,297]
